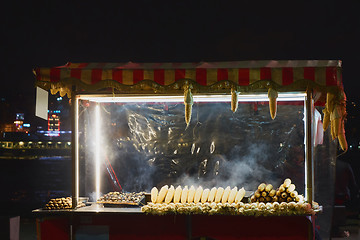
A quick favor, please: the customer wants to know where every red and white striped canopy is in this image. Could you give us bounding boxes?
[34,60,344,102]
[34,60,342,86]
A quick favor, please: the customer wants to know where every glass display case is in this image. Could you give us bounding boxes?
[34,60,346,239]
[75,93,313,202]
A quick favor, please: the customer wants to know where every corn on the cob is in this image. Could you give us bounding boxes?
[201,188,210,203]
[269,189,276,197]
[330,104,342,138]
[181,186,189,204]
[187,186,196,203]
[268,88,278,120]
[258,183,266,192]
[265,184,273,192]
[323,108,330,131]
[215,187,224,203]
[283,178,291,188]
[286,184,296,193]
[184,86,193,126]
[331,119,336,140]
[157,185,168,203]
[208,187,217,202]
[338,119,348,152]
[151,187,158,203]
[221,186,231,203]
[235,187,245,203]
[290,190,298,198]
[326,92,335,113]
[231,88,238,113]
[173,186,182,203]
[194,186,203,203]
[165,185,175,204]
[227,187,238,204]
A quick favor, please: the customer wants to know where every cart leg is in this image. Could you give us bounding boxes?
[187,215,192,240]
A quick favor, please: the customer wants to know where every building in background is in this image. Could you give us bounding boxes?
[47,110,61,137]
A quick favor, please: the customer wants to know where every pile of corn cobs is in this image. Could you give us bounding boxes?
[142,178,319,216]
[97,191,146,205]
[44,197,85,210]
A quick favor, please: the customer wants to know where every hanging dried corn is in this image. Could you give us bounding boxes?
[330,104,342,138]
[268,88,278,120]
[325,91,348,151]
[338,119,348,152]
[231,88,238,113]
[184,85,193,126]
[322,108,330,131]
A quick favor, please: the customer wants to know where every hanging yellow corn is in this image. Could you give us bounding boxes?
[231,88,238,113]
[330,119,336,140]
[338,119,348,152]
[330,104,342,138]
[322,108,330,131]
[184,86,193,126]
[268,88,278,120]
[326,92,335,113]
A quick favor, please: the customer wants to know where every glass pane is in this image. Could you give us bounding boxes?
[77,97,309,201]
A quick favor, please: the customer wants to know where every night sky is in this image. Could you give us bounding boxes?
[2,1,360,117]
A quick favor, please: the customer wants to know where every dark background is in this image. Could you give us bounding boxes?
[1,2,359,238]
[1,0,360,118]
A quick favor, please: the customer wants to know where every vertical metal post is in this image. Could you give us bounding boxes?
[71,90,79,209]
[305,89,314,205]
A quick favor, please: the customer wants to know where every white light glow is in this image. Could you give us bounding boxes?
[79,92,306,103]
[95,103,101,201]
[75,97,80,204]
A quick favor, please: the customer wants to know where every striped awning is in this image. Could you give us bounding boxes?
[34,60,344,101]
[33,60,348,151]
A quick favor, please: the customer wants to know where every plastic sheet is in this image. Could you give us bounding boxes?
[79,100,312,194]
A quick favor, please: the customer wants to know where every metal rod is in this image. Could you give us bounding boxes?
[71,90,79,209]
[305,89,314,205]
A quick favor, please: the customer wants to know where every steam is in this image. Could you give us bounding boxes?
[173,143,283,191]
[80,101,304,195]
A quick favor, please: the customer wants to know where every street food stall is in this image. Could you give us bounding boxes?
[33,60,347,239]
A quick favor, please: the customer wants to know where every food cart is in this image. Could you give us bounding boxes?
[33,60,347,240]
